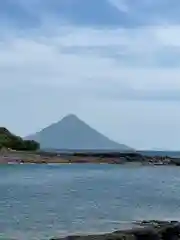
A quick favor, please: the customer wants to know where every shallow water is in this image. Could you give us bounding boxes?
[0,164,180,239]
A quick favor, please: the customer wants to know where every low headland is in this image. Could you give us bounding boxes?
[1,146,180,166]
[0,127,180,165]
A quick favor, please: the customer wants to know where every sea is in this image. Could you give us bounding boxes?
[1,161,180,239]
[139,150,180,157]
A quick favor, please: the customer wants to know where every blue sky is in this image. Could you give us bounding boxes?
[1,0,180,150]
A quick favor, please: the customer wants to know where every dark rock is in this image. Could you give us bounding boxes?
[50,221,180,240]
[159,224,180,240]
[138,220,172,227]
[51,233,135,240]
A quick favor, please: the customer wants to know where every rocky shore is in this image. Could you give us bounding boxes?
[50,221,180,240]
[0,148,180,165]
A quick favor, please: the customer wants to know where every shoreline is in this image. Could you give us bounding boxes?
[0,149,180,165]
[50,221,180,240]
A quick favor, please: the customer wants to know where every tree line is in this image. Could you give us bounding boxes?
[0,127,40,151]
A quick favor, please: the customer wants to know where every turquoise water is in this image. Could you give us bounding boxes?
[1,164,180,240]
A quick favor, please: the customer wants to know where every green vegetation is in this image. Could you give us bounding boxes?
[0,127,40,151]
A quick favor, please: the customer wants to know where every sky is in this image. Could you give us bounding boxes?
[1,0,180,150]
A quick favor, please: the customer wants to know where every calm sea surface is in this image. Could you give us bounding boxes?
[1,164,180,240]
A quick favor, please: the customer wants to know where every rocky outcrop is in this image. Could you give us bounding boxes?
[50,221,180,240]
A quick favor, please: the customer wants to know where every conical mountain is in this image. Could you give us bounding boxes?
[26,114,131,150]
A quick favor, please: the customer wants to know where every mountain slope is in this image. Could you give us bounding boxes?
[26,114,132,150]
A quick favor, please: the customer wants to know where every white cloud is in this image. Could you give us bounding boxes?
[155,25,180,46]
[1,25,180,93]
[1,4,180,149]
[109,0,129,13]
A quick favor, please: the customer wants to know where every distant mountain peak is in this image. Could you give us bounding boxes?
[65,113,77,118]
[54,114,88,129]
[26,114,132,151]
[61,114,80,121]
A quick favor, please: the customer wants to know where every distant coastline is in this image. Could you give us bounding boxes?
[1,149,180,166]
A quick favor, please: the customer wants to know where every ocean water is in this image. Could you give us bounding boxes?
[139,150,180,157]
[1,164,180,240]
